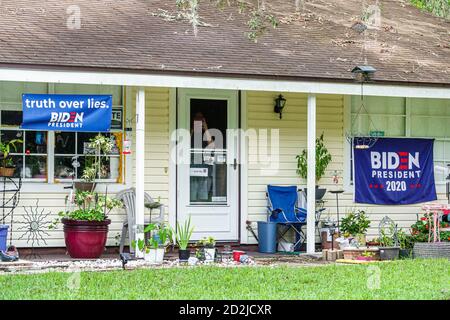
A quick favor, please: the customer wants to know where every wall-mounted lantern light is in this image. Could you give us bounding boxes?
[274,94,286,119]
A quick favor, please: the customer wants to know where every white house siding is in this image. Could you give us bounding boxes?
[129,87,171,222]
[11,86,171,248]
[244,91,446,244]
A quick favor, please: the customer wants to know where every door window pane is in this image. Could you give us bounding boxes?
[189,99,228,204]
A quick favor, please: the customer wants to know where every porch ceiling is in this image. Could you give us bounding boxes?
[0,0,448,86]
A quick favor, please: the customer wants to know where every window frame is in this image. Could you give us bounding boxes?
[0,83,131,192]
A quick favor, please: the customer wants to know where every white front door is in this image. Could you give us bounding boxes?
[177,89,239,241]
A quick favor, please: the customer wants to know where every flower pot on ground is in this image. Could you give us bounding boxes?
[410,213,450,258]
[379,226,400,261]
[173,217,194,262]
[0,137,22,177]
[51,190,123,259]
[196,236,216,262]
[62,218,111,259]
[296,133,332,200]
[413,242,450,259]
[356,250,376,261]
[397,228,415,259]
[179,249,191,261]
[139,223,172,264]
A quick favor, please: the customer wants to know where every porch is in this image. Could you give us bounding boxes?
[0,73,449,258]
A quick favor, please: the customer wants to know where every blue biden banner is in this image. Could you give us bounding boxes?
[21,94,112,132]
[354,138,437,205]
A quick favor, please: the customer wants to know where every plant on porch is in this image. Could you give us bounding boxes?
[172,217,195,262]
[340,209,371,246]
[195,236,216,262]
[0,137,23,177]
[76,134,114,192]
[134,223,173,264]
[296,133,332,200]
[51,190,123,259]
[411,213,450,259]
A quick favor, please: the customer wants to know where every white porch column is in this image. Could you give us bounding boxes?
[306,94,316,254]
[135,88,146,257]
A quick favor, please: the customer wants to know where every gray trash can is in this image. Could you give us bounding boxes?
[257,221,277,253]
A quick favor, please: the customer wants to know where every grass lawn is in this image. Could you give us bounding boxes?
[0,259,448,300]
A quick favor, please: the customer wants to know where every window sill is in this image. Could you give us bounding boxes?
[18,182,130,194]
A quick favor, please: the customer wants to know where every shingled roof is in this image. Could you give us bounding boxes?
[0,0,449,86]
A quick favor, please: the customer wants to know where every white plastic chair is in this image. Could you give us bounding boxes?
[116,187,165,254]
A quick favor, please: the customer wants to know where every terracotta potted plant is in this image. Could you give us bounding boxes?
[173,217,194,262]
[296,133,332,200]
[0,138,22,177]
[51,190,123,259]
[76,134,114,192]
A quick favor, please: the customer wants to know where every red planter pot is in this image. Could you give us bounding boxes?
[62,218,111,259]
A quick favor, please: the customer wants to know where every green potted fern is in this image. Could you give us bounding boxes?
[296,133,332,200]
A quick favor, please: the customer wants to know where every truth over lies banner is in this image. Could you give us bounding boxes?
[21,94,112,132]
[354,137,437,205]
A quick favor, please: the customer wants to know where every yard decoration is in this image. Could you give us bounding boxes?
[16,199,52,259]
[0,137,22,177]
[378,216,400,260]
[51,189,122,259]
[173,216,194,262]
[296,132,331,200]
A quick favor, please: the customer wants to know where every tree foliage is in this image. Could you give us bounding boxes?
[410,0,450,19]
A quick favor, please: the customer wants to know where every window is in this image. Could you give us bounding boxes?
[348,96,450,185]
[0,82,125,183]
[54,132,122,182]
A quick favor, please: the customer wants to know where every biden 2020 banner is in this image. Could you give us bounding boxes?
[354,138,437,205]
[21,94,112,132]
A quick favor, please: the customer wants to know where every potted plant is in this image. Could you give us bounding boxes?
[51,190,123,259]
[296,133,332,200]
[411,213,450,258]
[196,236,216,262]
[173,217,194,262]
[340,209,371,246]
[379,225,400,260]
[0,138,22,177]
[76,134,114,192]
[397,228,414,258]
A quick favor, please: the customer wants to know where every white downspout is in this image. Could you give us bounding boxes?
[135,88,146,258]
[306,94,316,254]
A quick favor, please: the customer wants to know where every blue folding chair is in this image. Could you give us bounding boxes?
[267,185,324,251]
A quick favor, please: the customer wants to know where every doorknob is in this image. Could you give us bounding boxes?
[233,158,237,170]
